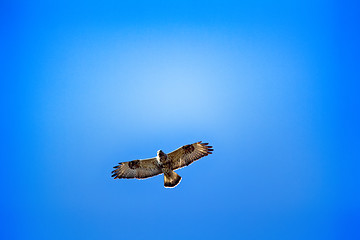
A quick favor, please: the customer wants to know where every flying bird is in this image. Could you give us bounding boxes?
[111,141,213,188]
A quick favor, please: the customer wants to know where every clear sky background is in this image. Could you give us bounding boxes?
[1,1,359,239]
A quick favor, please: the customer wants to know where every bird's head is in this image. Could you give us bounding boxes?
[157,150,166,157]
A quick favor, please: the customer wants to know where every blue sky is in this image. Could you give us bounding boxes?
[2,1,359,239]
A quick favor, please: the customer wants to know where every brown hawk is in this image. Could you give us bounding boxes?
[111,141,213,188]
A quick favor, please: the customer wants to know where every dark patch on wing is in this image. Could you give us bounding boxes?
[182,144,195,154]
[128,160,140,169]
[168,142,214,171]
[111,157,162,180]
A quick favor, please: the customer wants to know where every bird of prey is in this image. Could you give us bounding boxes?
[111,141,213,188]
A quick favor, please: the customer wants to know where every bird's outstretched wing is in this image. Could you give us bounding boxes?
[168,141,213,170]
[111,158,162,179]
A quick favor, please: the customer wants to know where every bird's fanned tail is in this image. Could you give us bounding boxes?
[164,170,182,188]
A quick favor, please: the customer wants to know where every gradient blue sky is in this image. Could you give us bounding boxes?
[2,1,359,239]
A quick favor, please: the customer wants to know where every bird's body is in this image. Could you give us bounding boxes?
[111,141,213,188]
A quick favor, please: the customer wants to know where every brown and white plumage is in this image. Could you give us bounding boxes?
[168,142,213,170]
[111,141,213,188]
[112,158,162,179]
